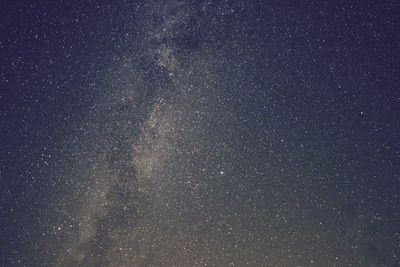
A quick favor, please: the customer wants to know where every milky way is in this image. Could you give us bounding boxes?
[1,1,399,266]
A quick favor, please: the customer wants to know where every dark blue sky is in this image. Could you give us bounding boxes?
[1,1,399,266]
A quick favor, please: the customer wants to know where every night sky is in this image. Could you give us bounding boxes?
[1,1,399,266]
